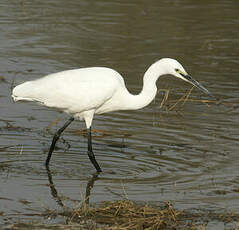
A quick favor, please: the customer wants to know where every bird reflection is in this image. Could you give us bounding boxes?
[46,167,99,208]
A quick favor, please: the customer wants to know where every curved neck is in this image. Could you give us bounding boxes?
[122,61,165,110]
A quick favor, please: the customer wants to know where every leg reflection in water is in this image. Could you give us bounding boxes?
[46,167,100,211]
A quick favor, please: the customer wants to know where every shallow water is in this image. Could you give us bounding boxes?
[1,0,239,228]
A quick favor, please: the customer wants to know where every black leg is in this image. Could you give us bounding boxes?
[87,127,102,172]
[45,117,74,167]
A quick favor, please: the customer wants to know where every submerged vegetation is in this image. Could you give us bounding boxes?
[5,199,239,230]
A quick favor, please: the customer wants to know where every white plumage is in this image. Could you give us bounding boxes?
[12,58,211,172]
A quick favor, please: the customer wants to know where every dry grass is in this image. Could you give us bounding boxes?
[77,200,182,229]
[44,200,198,229]
[41,199,239,230]
[158,86,236,112]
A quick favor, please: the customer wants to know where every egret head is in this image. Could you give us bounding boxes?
[160,58,212,97]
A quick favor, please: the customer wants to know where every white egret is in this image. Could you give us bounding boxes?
[12,58,212,172]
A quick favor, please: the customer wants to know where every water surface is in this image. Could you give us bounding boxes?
[1,0,239,228]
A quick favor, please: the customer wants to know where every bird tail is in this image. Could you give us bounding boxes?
[12,82,36,102]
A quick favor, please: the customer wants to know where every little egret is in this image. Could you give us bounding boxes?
[12,58,212,172]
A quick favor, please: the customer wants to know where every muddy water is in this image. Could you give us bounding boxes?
[1,0,239,227]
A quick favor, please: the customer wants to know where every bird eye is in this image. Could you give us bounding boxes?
[175,69,186,77]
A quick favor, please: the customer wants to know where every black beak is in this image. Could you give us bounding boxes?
[184,75,213,98]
